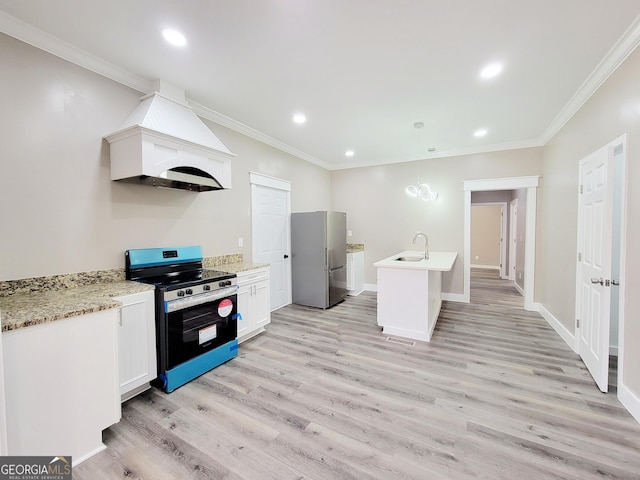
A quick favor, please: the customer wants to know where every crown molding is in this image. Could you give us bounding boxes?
[188,100,332,170]
[2,10,639,170]
[330,138,543,171]
[0,11,151,93]
[540,14,640,144]
[0,10,332,170]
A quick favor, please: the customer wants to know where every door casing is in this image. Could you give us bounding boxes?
[574,134,627,393]
[463,176,539,310]
[250,172,292,311]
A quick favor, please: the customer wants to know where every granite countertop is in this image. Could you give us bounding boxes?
[0,281,154,332]
[0,254,268,333]
[347,243,365,253]
[219,262,270,274]
[202,254,268,274]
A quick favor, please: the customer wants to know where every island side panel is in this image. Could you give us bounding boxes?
[376,266,431,341]
[427,269,443,340]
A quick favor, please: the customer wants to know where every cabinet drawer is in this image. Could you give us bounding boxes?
[237,267,269,285]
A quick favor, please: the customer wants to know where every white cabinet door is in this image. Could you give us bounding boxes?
[253,278,270,330]
[115,290,157,402]
[237,267,271,343]
[236,282,251,339]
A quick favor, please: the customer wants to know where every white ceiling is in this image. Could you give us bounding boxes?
[1,1,639,170]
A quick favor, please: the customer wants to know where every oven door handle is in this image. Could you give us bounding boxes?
[165,286,238,313]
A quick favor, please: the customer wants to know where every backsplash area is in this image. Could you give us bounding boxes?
[0,269,125,297]
[0,254,245,297]
[203,254,243,268]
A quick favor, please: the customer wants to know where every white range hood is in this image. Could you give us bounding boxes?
[105,80,236,192]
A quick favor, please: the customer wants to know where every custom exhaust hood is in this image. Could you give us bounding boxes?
[104,80,236,192]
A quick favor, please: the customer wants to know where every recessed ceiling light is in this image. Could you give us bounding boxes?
[162,28,187,47]
[293,113,306,124]
[474,129,488,137]
[480,63,503,79]
[345,150,355,157]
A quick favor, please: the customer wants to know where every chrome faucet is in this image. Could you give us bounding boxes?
[412,231,429,260]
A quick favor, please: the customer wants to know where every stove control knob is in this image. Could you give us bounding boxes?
[203,285,211,291]
[218,281,225,287]
[177,291,185,297]
[185,289,193,295]
[225,280,232,286]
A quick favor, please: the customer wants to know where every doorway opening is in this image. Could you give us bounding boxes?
[463,176,539,311]
[470,202,507,277]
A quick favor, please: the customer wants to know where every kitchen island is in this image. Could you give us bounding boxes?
[374,250,457,342]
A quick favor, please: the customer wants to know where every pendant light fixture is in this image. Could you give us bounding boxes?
[405,122,438,201]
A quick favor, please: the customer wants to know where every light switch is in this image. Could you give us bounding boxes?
[348,230,353,237]
[238,237,244,247]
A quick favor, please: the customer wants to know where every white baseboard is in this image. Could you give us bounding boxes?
[347,288,365,296]
[364,283,378,292]
[534,302,578,353]
[514,282,525,296]
[470,264,500,270]
[619,382,640,425]
[382,325,429,342]
[441,292,466,303]
[73,443,106,466]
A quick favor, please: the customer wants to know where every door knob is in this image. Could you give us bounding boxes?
[284,254,289,259]
[590,277,603,285]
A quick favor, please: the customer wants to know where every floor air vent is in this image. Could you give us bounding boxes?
[385,336,416,346]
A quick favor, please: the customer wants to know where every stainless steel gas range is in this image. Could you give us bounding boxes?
[125,246,238,392]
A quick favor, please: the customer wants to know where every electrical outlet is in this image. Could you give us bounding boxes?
[238,237,243,247]
[475,255,479,260]
[348,230,353,237]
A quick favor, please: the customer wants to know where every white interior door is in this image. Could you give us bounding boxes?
[509,199,518,282]
[576,146,612,393]
[251,173,291,311]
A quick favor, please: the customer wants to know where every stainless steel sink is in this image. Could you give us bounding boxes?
[394,256,424,262]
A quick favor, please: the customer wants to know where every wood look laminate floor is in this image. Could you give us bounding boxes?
[74,269,640,479]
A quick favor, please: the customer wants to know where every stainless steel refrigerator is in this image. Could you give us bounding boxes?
[291,211,347,308]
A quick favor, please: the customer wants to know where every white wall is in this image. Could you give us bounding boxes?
[0,33,331,280]
[538,45,640,407]
[331,148,543,295]
[471,205,502,268]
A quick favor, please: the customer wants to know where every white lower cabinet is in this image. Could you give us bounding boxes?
[237,267,271,343]
[114,290,157,402]
[3,310,121,464]
[347,251,365,296]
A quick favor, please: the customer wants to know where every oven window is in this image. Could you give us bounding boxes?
[165,295,237,369]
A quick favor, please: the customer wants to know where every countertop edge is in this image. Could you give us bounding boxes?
[219,262,270,274]
[1,281,155,332]
[373,251,458,271]
[0,261,271,332]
